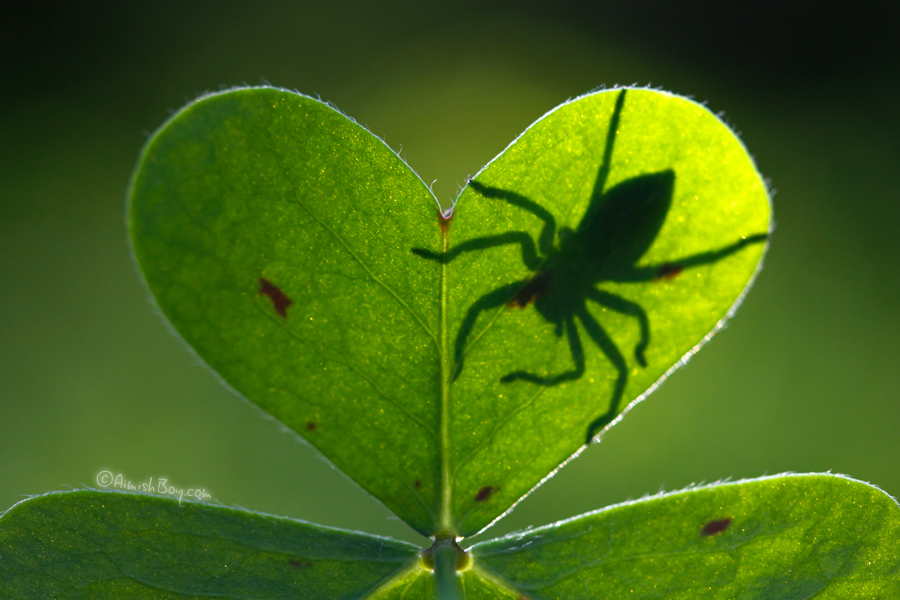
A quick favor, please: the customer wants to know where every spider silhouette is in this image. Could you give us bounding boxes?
[414,90,767,443]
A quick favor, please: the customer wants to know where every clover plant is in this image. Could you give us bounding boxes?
[2,86,899,599]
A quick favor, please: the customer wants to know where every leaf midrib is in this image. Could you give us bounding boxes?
[439,223,453,533]
[267,129,449,534]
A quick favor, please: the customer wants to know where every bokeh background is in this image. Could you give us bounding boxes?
[2,1,899,547]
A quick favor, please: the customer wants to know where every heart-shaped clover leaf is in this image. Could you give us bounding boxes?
[128,86,770,538]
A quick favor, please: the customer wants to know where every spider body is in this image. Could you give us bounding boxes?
[509,169,675,338]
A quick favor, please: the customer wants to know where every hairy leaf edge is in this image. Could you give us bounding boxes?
[1,487,425,549]
[467,472,896,549]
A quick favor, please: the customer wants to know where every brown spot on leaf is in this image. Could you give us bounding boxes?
[475,486,498,502]
[289,559,313,568]
[306,421,317,431]
[655,263,683,281]
[259,278,292,318]
[414,480,422,489]
[509,271,553,308]
[701,518,732,536]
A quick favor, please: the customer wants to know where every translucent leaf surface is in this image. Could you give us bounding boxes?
[129,88,444,535]
[0,490,419,599]
[470,474,900,599]
[439,88,769,534]
[129,87,769,536]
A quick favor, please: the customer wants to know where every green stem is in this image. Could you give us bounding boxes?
[433,542,464,600]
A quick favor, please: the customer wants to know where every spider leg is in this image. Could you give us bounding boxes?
[591,88,627,198]
[586,288,649,367]
[500,316,585,386]
[412,231,543,270]
[453,279,531,381]
[610,233,769,282]
[576,306,628,445]
[468,181,557,256]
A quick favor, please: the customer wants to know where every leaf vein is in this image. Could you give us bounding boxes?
[270,145,439,348]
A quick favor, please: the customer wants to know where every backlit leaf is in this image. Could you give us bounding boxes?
[0,490,419,599]
[470,474,900,599]
[128,86,769,537]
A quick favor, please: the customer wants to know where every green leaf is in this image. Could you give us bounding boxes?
[469,474,900,599]
[0,490,421,599]
[438,88,769,535]
[129,88,444,536]
[129,86,769,537]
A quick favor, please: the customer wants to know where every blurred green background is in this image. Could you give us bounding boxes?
[2,1,899,547]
